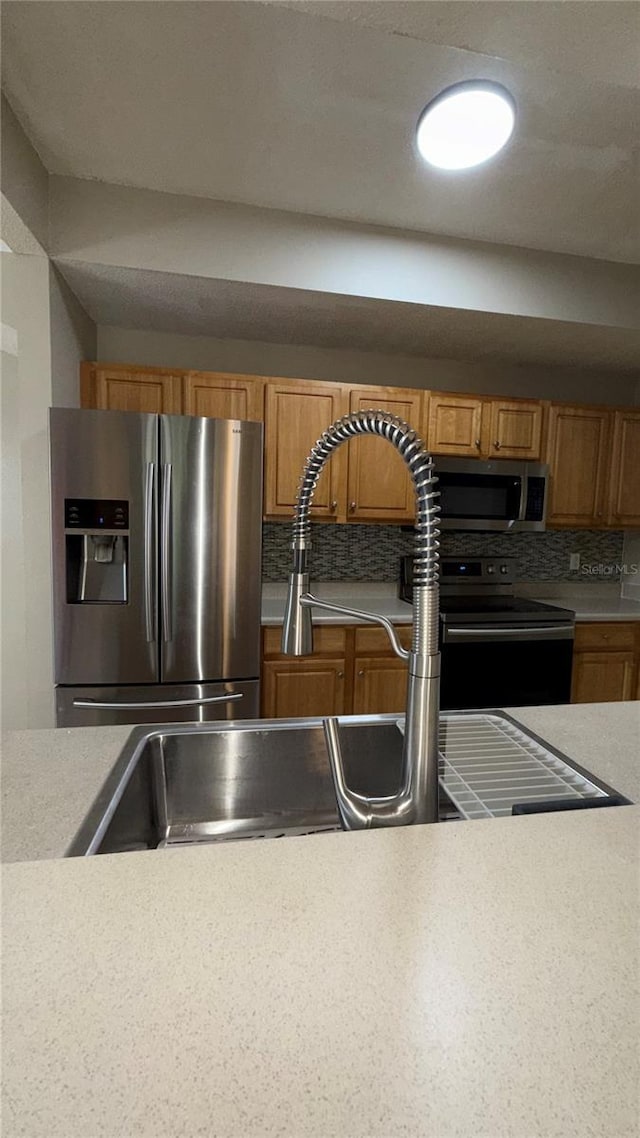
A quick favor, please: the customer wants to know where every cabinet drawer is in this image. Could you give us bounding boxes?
[263,624,347,657]
[574,622,637,652]
[354,625,412,654]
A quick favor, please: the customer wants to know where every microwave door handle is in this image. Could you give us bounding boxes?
[517,474,527,523]
[72,693,244,710]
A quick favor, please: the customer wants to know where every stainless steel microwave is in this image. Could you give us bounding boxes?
[433,458,549,532]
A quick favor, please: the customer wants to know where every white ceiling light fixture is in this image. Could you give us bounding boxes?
[416,81,515,171]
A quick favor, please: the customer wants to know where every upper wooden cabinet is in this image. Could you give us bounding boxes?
[427,392,484,457]
[264,381,423,523]
[607,410,640,528]
[346,387,423,522]
[80,363,636,532]
[183,371,265,422]
[264,379,348,519]
[81,364,183,414]
[486,399,543,460]
[427,392,543,460]
[545,404,612,527]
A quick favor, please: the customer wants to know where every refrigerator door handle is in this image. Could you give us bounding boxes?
[161,462,173,643]
[72,692,244,710]
[143,462,156,642]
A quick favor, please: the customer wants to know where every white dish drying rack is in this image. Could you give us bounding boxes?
[400,712,608,820]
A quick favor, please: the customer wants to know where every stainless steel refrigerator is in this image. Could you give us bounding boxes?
[50,408,263,726]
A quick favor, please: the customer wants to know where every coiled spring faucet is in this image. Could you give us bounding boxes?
[282,410,441,829]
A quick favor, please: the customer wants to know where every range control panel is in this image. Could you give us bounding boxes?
[64,499,129,530]
[440,557,516,587]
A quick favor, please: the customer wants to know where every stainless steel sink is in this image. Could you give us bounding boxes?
[68,711,624,856]
[68,716,414,856]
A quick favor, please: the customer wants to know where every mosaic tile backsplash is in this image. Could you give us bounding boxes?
[263,523,625,583]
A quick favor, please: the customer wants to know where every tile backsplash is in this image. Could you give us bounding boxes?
[262,522,625,583]
[620,532,640,600]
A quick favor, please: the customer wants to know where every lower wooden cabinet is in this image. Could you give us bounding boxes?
[353,657,408,714]
[571,622,640,703]
[262,658,347,718]
[262,625,349,717]
[261,623,413,717]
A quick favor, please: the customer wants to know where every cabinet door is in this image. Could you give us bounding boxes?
[346,387,423,522]
[353,657,408,715]
[427,393,484,457]
[545,405,611,527]
[262,659,347,718]
[608,410,640,527]
[571,651,636,703]
[487,400,543,460]
[183,372,264,422]
[82,365,182,414]
[264,380,348,519]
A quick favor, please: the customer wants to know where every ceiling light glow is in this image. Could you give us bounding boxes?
[416,81,515,171]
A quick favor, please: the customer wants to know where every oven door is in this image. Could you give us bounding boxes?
[440,622,575,710]
[437,469,523,531]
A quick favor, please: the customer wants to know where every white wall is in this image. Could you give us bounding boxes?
[0,329,28,728]
[97,325,639,406]
[0,251,55,728]
[49,265,96,407]
[51,177,640,333]
[1,96,49,251]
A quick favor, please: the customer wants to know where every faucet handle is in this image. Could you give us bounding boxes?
[300,592,409,661]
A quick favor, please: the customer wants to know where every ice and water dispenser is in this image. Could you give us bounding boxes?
[65,499,129,604]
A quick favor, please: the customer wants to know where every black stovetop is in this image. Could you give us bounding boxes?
[398,586,575,624]
[439,595,575,625]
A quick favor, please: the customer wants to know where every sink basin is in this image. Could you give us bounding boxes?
[68,717,415,856]
[68,711,624,856]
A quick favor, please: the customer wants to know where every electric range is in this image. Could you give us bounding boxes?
[399,556,576,710]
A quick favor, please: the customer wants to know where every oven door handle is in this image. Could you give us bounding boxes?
[443,623,575,643]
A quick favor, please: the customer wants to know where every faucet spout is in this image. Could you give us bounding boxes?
[282,410,441,829]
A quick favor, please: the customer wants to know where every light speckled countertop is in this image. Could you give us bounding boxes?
[262,581,640,625]
[2,706,639,1137]
[1,724,132,864]
[3,802,639,1137]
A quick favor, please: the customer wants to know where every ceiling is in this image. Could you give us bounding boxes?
[3,1,639,263]
[57,260,640,373]
[276,2,640,90]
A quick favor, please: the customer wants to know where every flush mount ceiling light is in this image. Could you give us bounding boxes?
[416,81,515,171]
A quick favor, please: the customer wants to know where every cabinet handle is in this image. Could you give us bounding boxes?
[494,440,501,450]
[475,438,481,449]
[349,501,357,512]
[331,500,338,513]
[337,670,344,679]
[358,669,365,677]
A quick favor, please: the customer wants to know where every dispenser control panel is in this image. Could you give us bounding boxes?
[65,499,129,529]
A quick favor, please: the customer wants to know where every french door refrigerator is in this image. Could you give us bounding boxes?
[50,408,263,726]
